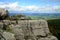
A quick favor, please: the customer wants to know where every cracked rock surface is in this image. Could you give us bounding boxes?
[0,20,58,40]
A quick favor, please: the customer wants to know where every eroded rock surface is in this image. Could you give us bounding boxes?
[0,20,58,40]
[2,32,16,40]
[0,8,7,19]
[0,8,6,16]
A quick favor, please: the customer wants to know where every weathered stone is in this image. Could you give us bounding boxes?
[9,24,24,40]
[0,20,58,40]
[37,35,58,40]
[0,8,7,19]
[17,20,58,40]
[2,31,16,40]
[2,20,11,25]
[0,8,6,16]
[0,33,6,40]
[10,21,16,24]
[0,22,4,34]
[18,20,50,36]
[0,22,3,29]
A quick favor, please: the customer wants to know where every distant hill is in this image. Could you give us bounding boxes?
[31,13,60,17]
[28,13,60,19]
[9,13,60,20]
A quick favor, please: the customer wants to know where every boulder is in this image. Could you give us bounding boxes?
[0,8,6,16]
[0,8,8,19]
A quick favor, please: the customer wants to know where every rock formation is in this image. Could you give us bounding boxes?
[0,20,58,40]
[0,8,8,19]
[2,32,16,40]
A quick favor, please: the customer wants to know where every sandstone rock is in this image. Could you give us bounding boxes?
[0,8,6,16]
[10,21,16,24]
[47,35,58,40]
[1,20,58,40]
[2,31,16,40]
[34,34,58,40]
[0,33,6,40]
[0,8,7,19]
[17,20,58,40]
[9,24,24,40]
[0,22,4,33]
[18,20,50,36]
[0,22,3,29]
[2,20,11,25]
[50,36,58,40]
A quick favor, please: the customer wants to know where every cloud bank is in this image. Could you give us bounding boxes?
[0,2,60,13]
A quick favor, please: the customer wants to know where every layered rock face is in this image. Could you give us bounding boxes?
[0,20,58,40]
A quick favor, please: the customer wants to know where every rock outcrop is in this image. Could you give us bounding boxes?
[2,32,16,40]
[0,8,8,19]
[0,20,58,40]
[0,8,6,16]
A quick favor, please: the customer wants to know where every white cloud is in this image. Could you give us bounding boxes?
[8,2,18,9]
[26,6,38,11]
[53,6,60,11]
[0,2,60,13]
[0,2,17,8]
[0,2,19,12]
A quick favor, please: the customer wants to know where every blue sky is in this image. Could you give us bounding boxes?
[0,0,60,13]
